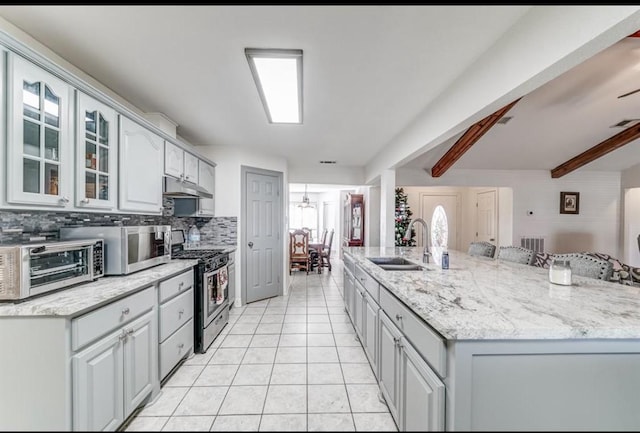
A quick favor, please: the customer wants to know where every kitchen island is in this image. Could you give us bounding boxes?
[343,246,640,431]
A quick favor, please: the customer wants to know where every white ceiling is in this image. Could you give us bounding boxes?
[0,5,531,169]
[402,36,640,173]
[289,183,357,194]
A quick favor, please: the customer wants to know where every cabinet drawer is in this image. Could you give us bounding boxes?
[379,287,446,378]
[72,286,155,351]
[343,254,355,274]
[159,288,194,343]
[160,318,194,380]
[159,269,194,303]
[355,264,380,303]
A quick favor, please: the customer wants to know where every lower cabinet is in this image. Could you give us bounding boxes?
[158,269,195,381]
[378,311,445,431]
[363,291,379,378]
[343,268,355,319]
[353,280,365,340]
[73,310,156,431]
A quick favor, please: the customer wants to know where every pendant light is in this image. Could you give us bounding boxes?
[297,184,315,209]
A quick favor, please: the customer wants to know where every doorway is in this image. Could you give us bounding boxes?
[419,193,460,251]
[241,166,283,304]
[476,189,497,245]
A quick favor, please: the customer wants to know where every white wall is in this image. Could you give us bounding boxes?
[288,164,365,185]
[398,168,621,257]
[198,144,289,303]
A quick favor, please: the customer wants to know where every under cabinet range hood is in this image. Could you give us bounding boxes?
[163,176,213,199]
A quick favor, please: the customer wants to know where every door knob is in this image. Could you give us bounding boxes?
[248,242,254,248]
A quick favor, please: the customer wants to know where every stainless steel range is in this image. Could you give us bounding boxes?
[171,230,229,353]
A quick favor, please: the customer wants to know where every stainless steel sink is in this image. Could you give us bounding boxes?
[367,257,416,266]
[367,257,426,271]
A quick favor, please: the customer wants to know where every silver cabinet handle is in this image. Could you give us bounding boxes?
[59,196,70,204]
[122,307,130,315]
[178,309,184,316]
[81,198,90,204]
[248,242,254,248]
[395,314,403,321]
[393,336,401,345]
[179,282,184,289]
[178,343,185,350]
[127,328,134,336]
[119,329,127,341]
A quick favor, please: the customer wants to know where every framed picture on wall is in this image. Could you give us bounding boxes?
[560,191,579,214]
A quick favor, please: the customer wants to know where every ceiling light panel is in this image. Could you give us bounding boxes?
[245,48,303,124]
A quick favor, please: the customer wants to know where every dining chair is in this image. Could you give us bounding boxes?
[497,246,535,265]
[289,229,310,274]
[468,241,496,258]
[551,252,613,280]
[319,229,335,272]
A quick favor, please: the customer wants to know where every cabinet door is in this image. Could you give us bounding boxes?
[228,263,236,308]
[119,116,164,214]
[123,311,157,417]
[353,281,365,340]
[364,292,379,377]
[379,312,401,421]
[183,152,199,184]
[164,141,184,179]
[400,336,445,431]
[197,160,215,216]
[8,53,73,207]
[343,269,354,319]
[76,91,118,209]
[73,329,124,432]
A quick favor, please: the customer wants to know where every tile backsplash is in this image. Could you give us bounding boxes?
[0,198,237,245]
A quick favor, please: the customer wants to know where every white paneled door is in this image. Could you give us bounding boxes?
[476,190,497,245]
[244,169,282,303]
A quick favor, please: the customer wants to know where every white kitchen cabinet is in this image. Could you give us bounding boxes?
[164,141,184,180]
[164,141,198,184]
[353,280,365,340]
[72,327,124,431]
[184,152,198,184]
[343,267,355,320]
[363,291,379,377]
[158,269,195,381]
[7,53,73,207]
[73,309,156,431]
[119,116,164,214]
[75,91,118,210]
[197,160,215,216]
[379,310,401,421]
[400,335,445,431]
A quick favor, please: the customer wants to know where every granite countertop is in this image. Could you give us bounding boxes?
[0,259,199,318]
[345,246,640,341]
[182,242,237,254]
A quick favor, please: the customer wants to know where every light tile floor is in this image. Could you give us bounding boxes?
[123,259,398,432]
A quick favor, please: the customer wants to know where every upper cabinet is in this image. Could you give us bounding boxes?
[75,91,118,210]
[198,160,215,216]
[119,116,164,214]
[164,141,198,185]
[7,53,73,207]
[164,141,184,180]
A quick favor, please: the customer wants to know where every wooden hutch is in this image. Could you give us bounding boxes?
[343,193,364,252]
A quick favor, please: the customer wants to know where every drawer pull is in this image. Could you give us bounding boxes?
[126,328,134,336]
[122,307,130,315]
[395,314,403,321]
[393,336,401,345]
[119,329,127,341]
[179,282,184,289]
[178,309,185,317]
[178,343,185,350]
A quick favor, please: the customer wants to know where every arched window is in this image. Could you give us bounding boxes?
[431,205,448,248]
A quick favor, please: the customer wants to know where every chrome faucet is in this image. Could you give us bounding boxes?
[403,218,431,263]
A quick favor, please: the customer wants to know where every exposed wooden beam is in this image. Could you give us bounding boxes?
[431,99,520,177]
[550,122,640,178]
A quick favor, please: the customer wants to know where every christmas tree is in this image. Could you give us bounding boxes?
[395,187,416,246]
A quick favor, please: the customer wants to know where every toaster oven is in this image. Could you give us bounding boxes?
[0,238,104,301]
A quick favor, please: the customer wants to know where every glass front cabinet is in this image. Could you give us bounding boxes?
[7,53,73,207]
[75,91,118,210]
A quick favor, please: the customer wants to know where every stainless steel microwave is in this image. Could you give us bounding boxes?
[0,238,104,301]
[60,225,171,275]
